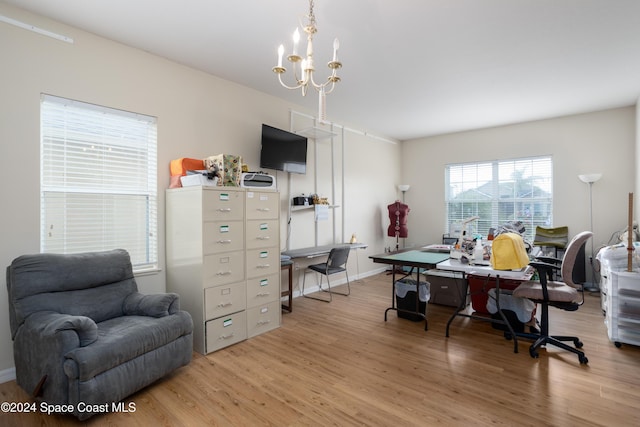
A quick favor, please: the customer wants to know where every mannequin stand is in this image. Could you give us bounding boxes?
[386,203,407,275]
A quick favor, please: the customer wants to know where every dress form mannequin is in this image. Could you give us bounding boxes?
[387,201,410,250]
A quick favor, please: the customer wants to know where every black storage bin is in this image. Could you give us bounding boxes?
[395,279,430,321]
[486,288,536,333]
[491,310,525,333]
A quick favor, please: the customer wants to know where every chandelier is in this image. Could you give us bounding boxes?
[272,0,342,123]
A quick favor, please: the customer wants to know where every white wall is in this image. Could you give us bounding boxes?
[401,107,636,278]
[0,4,399,374]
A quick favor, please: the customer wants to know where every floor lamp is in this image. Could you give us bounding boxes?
[398,184,410,204]
[579,173,602,292]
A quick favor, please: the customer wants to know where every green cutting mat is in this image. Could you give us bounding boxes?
[382,250,450,265]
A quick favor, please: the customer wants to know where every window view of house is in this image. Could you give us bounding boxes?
[445,156,552,241]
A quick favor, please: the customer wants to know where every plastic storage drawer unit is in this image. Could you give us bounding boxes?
[607,271,640,347]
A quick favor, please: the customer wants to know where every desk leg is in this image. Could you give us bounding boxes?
[287,263,293,311]
[445,272,467,337]
[281,263,293,312]
[417,267,428,331]
[384,265,398,321]
[494,275,518,353]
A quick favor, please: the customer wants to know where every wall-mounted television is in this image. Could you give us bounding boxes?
[260,124,308,174]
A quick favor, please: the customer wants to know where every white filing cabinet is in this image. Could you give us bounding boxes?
[166,186,280,354]
[605,271,640,347]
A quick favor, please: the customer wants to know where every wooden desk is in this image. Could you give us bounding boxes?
[369,249,451,330]
[436,259,534,353]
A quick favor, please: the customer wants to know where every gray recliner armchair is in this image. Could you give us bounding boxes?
[6,249,193,420]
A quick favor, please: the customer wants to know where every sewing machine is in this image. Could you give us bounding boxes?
[449,216,479,260]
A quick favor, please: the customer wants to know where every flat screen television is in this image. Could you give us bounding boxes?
[260,124,308,174]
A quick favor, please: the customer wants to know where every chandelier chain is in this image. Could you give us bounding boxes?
[308,0,316,30]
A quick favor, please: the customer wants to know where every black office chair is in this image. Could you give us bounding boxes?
[512,231,592,364]
[301,247,351,302]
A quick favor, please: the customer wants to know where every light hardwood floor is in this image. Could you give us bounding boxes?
[1,272,639,426]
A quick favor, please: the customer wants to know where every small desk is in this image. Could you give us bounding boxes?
[370,250,451,330]
[282,242,368,259]
[281,243,368,301]
[437,259,534,353]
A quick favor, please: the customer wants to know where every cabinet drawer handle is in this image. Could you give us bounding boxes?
[257,208,270,212]
[217,302,232,307]
[217,239,232,244]
[257,292,270,297]
[256,264,270,269]
[257,320,271,325]
[217,208,232,212]
[257,236,270,240]
[216,271,232,276]
[219,333,235,340]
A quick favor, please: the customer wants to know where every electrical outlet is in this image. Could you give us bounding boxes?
[294,263,300,270]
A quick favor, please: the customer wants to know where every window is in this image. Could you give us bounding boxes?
[445,156,552,242]
[40,94,158,272]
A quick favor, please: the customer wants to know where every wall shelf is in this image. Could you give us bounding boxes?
[295,126,337,140]
[291,204,340,212]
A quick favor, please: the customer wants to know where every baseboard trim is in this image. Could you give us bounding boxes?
[0,367,16,384]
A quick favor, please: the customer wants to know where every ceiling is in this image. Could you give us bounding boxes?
[4,0,640,141]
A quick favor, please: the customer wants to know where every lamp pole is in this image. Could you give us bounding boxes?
[579,173,602,292]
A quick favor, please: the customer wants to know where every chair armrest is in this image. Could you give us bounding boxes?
[530,260,561,271]
[535,256,562,265]
[123,292,180,318]
[530,260,561,282]
[24,311,98,347]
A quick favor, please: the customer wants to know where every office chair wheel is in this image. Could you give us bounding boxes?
[574,339,583,348]
[579,355,589,364]
[615,341,622,348]
[529,347,539,359]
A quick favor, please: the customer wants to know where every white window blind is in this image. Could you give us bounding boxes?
[445,156,553,242]
[40,94,158,272]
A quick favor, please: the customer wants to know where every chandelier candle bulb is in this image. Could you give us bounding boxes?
[292,28,300,56]
[332,38,339,61]
[277,45,284,68]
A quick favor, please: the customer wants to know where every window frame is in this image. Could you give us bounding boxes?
[444,156,553,242]
[40,94,158,273]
